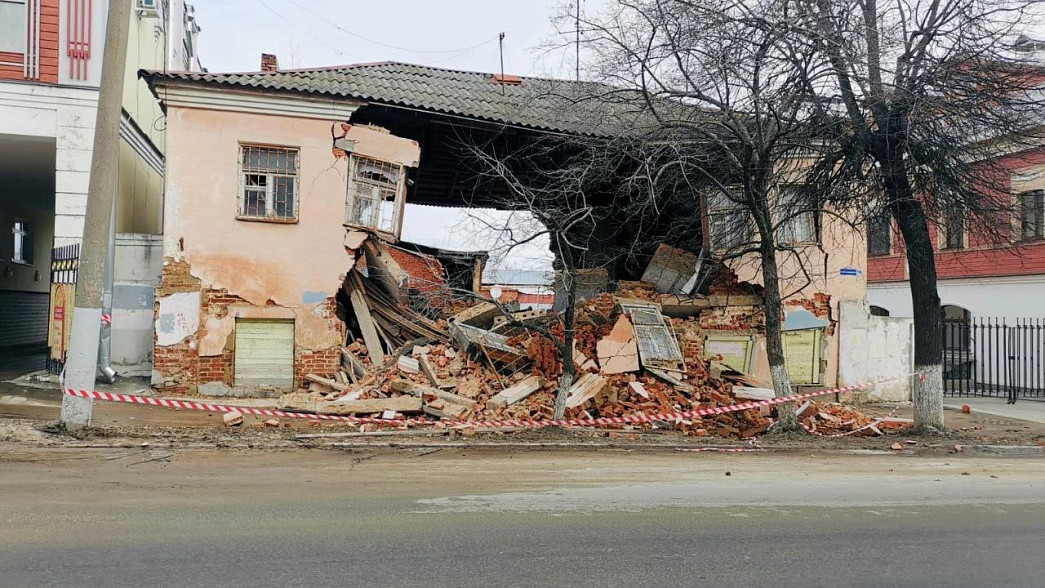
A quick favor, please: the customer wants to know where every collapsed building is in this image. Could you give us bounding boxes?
[140,60,895,421]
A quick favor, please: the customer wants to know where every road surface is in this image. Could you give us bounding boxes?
[1,448,1043,587]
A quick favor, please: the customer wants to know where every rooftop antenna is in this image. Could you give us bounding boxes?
[575,1,581,81]
[498,32,506,96]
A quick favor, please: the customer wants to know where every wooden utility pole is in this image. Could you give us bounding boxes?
[61,0,133,427]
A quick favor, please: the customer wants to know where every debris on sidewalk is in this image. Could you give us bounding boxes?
[275,235,909,440]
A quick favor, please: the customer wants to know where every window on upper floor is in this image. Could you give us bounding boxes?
[238,145,299,222]
[779,208,820,245]
[867,211,892,256]
[346,155,406,237]
[706,188,754,252]
[0,0,26,53]
[777,186,821,245]
[12,219,32,265]
[942,204,965,249]
[1019,190,1044,241]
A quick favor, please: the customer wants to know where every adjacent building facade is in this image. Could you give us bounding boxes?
[867,147,1045,321]
[0,0,202,372]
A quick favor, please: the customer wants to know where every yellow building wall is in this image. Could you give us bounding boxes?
[117,8,170,236]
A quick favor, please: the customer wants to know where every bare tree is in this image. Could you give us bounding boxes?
[561,0,844,429]
[783,0,1045,431]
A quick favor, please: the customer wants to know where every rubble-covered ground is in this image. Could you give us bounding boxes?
[289,277,908,441]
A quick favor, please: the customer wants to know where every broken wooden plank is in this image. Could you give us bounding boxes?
[453,301,502,329]
[389,379,477,408]
[341,348,366,378]
[348,284,386,364]
[487,375,544,410]
[565,373,609,409]
[449,322,524,362]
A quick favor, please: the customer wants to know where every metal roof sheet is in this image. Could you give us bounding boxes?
[141,61,694,136]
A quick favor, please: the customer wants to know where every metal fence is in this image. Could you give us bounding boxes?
[943,317,1045,403]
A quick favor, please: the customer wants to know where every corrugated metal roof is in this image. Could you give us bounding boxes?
[140,61,689,136]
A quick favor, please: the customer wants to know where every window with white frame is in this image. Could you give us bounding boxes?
[867,211,892,256]
[1019,190,1044,240]
[238,145,299,221]
[706,188,754,252]
[346,155,405,237]
[0,0,26,53]
[12,219,31,264]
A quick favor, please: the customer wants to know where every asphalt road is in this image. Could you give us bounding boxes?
[1,448,1043,587]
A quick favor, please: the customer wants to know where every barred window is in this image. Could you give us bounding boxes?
[346,155,405,236]
[238,145,298,221]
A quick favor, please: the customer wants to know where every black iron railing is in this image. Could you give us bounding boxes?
[943,317,1045,403]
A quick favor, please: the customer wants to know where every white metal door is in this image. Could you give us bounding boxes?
[234,319,294,389]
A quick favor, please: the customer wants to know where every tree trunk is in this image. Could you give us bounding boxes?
[884,160,945,432]
[553,249,579,419]
[760,238,798,430]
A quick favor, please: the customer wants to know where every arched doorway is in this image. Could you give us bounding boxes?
[942,304,972,380]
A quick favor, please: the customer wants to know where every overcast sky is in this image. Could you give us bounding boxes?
[190,0,592,271]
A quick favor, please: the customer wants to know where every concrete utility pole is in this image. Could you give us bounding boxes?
[60,0,133,427]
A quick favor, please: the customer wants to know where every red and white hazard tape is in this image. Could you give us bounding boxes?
[63,373,917,430]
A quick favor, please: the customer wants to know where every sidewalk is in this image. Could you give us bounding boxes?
[945,397,1045,425]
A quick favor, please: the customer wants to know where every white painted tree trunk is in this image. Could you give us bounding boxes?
[912,364,944,432]
[771,363,798,429]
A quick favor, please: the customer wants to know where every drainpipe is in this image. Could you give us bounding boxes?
[97,196,118,384]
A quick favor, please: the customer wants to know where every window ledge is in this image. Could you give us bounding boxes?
[236,215,299,225]
[9,260,33,267]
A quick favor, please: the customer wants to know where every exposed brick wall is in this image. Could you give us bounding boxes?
[155,259,345,396]
[671,318,706,366]
[153,258,202,396]
[195,287,246,388]
[293,296,342,389]
[385,246,445,293]
[295,345,341,390]
[699,305,766,331]
[785,293,832,319]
